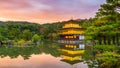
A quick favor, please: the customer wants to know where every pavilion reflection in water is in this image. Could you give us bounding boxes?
[59,42,85,65]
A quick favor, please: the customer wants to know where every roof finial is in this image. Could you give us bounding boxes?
[70,17,74,22]
[71,17,74,20]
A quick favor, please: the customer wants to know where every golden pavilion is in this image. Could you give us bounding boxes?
[58,20,85,43]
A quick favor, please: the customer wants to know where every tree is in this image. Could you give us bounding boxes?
[96,51,120,68]
[32,34,41,44]
[85,0,120,45]
[0,35,6,41]
[22,30,32,41]
[8,28,21,40]
[96,0,120,22]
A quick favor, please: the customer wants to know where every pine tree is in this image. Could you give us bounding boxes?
[96,0,120,24]
[85,0,120,45]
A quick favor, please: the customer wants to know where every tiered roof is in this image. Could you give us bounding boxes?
[59,20,85,35]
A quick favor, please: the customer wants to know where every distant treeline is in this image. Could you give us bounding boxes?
[0,21,41,44]
[0,20,62,44]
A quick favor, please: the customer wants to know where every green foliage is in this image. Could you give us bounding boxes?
[22,30,32,41]
[97,52,120,62]
[41,23,61,40]
[93,45,117,52]
[91,45,120,68]
[0,21,41,42]
[83,46,93,60]
[85,0,120,46]
[32,34,41,43]
[84,44,120,68]
[96,51,120,68]
[17,39,26,45]
[0,35,6,41]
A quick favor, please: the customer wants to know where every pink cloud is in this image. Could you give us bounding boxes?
[0,0,106,24]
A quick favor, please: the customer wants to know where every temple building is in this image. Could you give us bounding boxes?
[58,20,85,43]
[59,43,85,65]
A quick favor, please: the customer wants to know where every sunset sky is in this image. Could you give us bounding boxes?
[0,0,106,24]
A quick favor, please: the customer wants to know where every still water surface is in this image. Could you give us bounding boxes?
[0,43,88,68]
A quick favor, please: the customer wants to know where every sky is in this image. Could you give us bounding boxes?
[0,0,106,24]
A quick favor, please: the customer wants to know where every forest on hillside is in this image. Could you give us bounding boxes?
[0,21,60,45]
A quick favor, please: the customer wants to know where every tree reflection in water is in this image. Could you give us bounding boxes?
[83,45,120,68]
[0,42,60,60]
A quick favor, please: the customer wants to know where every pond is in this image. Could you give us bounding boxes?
[1,42,120,68]
[0,54,88,68]
[0,42,89,68]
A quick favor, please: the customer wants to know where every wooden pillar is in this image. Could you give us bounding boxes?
[117,29,120,46]
[107,36,111,45]
[116,33,119,46]
[0,41,1,46]
[112,36,116,45]
[98,35,102,45]
[103,35,107,45]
